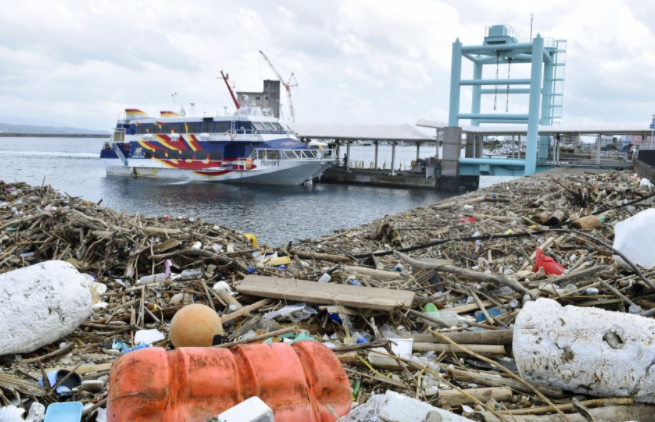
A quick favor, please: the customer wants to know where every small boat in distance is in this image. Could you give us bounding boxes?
[105,103,335,185]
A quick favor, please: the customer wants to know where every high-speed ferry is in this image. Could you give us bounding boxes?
[105,106,334,185]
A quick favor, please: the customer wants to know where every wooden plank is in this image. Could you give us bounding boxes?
[236,275,415,311]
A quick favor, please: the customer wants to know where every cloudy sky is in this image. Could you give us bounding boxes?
[0,0,653,131]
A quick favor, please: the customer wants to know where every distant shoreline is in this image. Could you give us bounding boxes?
[0,133,109,138]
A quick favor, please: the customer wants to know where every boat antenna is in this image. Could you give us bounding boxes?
[172,92,177,112]
[530,13,534,41]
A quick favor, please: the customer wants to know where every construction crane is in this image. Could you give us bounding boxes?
[219,70,240,110]
[259,50,298,122]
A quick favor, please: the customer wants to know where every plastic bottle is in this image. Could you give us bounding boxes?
[352,331,371,344]
[423,303,441,327]
[570,215,607,230]
[137,273,168,285]
[396,325,409,337]
[378,324,398,338]
[317,273,331,283]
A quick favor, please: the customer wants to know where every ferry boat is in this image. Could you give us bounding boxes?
[105,105,335,185]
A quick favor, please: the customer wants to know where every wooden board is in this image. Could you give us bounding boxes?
[237,275,415,311]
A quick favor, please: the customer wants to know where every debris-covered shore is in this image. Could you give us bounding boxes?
[2,169,655,422]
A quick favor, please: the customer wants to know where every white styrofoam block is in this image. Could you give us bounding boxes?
[514,298,655,403]
[379,390,474,422]
[613,208,655,269]
[0,261,92,355]
[217,397,274,422]
[134,329,165,345]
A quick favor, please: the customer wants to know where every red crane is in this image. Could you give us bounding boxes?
[219,70,240,109]
[259,50,298,122]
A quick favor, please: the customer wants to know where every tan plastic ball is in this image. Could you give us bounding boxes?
[169,304,224,347]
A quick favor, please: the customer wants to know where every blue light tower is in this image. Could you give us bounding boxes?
[448,25,566,175]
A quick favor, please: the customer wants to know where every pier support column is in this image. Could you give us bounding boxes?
[525,35,545,175]
[374,141,379,169]
[511,135,515,159]
[336,141,341,166]
[391,142,397,176]
[441,126,462,192]
[416,142,420,161]
[346,141,351,172]
[596,134,601,166]
[436,130,441,160]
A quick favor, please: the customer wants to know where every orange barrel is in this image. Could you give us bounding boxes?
[107,341,351,422]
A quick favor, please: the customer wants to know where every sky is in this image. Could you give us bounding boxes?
[0,0,654,131]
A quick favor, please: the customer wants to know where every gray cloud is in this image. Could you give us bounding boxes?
[0,0,652,130]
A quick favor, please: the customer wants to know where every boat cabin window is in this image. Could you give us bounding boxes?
[154,150,166,159]
[195,150,208,160]
[144,151,153,159]
[215,122,230,133]
[209,150,223,160]
[173,124,185,134]
[136,124,150,134]
[239,122,253,131]
[159,124,171,133]
[252,122,265,131]
[201,122,214,133]
[168,150,181,159]
[271,122,284,131]
[262,122,274,130]
[187,123,200,133]
[181,150,193,160]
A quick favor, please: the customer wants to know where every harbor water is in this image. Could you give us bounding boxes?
[0,137,512,245]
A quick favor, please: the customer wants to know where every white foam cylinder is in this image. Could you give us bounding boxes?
[0,261,92,355]
[514,298,655,402]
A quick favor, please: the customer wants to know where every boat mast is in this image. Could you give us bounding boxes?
[220,70,240,109]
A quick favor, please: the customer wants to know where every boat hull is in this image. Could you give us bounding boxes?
[107,159,333,185]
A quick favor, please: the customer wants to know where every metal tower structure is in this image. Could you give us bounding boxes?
[447,25,567,175]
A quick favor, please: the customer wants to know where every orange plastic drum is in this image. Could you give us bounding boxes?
[107,341,351,422]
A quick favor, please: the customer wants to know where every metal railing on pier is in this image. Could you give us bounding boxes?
[249,149,335,161]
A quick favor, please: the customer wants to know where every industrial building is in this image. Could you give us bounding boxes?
[236,80,281,118]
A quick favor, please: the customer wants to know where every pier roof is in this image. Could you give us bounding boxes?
[290,123,435,142]
[416,119,654,136]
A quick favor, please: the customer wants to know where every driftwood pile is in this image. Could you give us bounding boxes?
[1,170,655,421]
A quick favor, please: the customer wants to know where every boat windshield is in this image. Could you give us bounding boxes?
[234,106,264,117]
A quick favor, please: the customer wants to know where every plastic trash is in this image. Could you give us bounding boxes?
[570,215,606,230]
[243,233,258,248]
[122,343,150,354]
[612,209,655,269]
[367,338,414,367]
[533,247,565,275]
[39,370,82,397]
[423,303,441,328]
[0,403,45,422]
[107,342,351,422]
[134,329,165,345]
[44,402,83,422]
[457,216,476,223]
[137,273,168,285]
[216,396,274,422]
[263,302,317,322]
[640,178,654,188]
[317,273,331,283]
[191,241,202,250]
